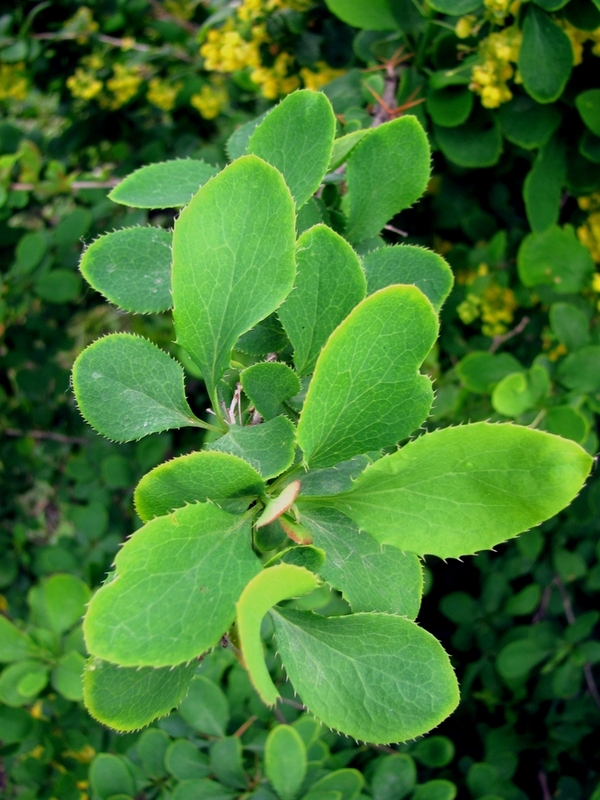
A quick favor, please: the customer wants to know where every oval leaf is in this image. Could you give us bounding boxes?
[345,117,430,243]
[265,725,307,800]
[279,224,367,376]
[329,422,593,559]
[172,155,296,397]
[248,90,336,208]
[80,227,172,313]
[73,333,200,442]
[297,286,438,469]
[271,609,460,744]
[134,451,266,522]
[109,159,219,208]
[518,5,573,104]
[208,416,296,480]
[84,502,261,667]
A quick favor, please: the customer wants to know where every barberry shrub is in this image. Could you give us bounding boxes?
[73,90,592,743]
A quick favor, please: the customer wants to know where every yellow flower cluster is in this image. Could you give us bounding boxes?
[578,193,600,264]
[457,264,517,336]
[470,26,522,108]
[557,19,600,65]
[191,83,229,119]
[147,77,181,111]
[201,19,266,73]
[251,52,300,99]
[103,63,144,109]
[0,63,28,101]
[300,61,346,91]
[66,68,102,101]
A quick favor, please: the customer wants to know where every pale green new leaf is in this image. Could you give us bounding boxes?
[328,422,593,559]
[109,159,219,208]
[208,416,296,480]
[247,91,336,208]
[271,609,459,744]
[297,508,422,618]
[84,502,260,667]
[297,286,438,468]
[265,725,307,800]
[345,117,430,244]
[236,564,319,705]
[278,224,366,376]
[172,155,296,397]
[80,227,172,313]
[83,656,197,732]
[241,362,300,420]
[328,130,370,171]
[362,245,453,311]
[73,333,201,442]
[134,451,265,522]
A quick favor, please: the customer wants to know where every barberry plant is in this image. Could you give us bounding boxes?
[72,89,592,744]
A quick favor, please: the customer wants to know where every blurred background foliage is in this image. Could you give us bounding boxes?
[1,0,600,798]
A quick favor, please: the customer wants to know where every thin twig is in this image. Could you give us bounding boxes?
[273,707,287,724]
[10,180,121,192]
[148,0,200,35]
[4,428,87,445]
[278,697,306,710]
[538,771,552,800]
[233,715,257,738]
[489,316,529,353]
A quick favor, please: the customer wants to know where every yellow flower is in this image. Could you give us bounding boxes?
[147,77,181,111]
[63,6,99,44]
[104,63,143,109]
[190,83,229,119]
[456,15,477,38]
[469,26,521,108]
[121,36,136,51]
[300,61,346,90]
[66,68,102,101]
[0,63,28,101]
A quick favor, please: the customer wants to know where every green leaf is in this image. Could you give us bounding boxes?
[237,314,290,356]
[278,224,366,375]
[297,286,438,469]
[308,770,364,800]
[426,87,473,128]
[456,351,523,394]
[172,779,236,800]
[427,0,482,13]
[491,366,549,417]
[412,737,455,767]
[166,740,211,781]
[327,422,592,558]
[524,136,566,234]
[208,416,296,480]
[73,333,201,442]
[542,406,589,444]
[498,95,561,150]
[298,455,372,497]
[0,616,36,663]
[138,728,170,779]
[372,755,416,800]
[51,650,86,701]
[248,91,336,208]
[179,675,230,736]
[297,507,423,618]
[265,725,307,800]
[90,753,136,800]
[236,564,320,705]
[518,6,572,104]
[345,117,430,243]
[575,89,600,136]
[172,155,296,397]
[434,110,502,168]
[211,737,247,789]
[412,781,456,800]
[329,130,370,171]
[0,660,48,706]
[83,502,260,666]
[134,451,265,522]
[517,225,594,292]
[109,159,219,209]
[41,574,91,634]
[241,363,301,419]
[549,302,590,351]
[36,270,82,303]
[362,245,453,311]
[271,609,459,743]
[557,345,600,393]
[79,227,172,314]
[324,0,399,29]
[83,656,196,732]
